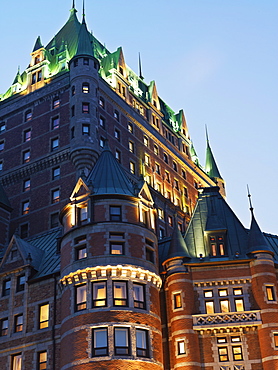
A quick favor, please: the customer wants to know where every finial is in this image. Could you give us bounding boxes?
[205,124,209,143]
[72,0,75,9]
[82,0,85,22]
[247,184,254,215]
[139,52,144,80]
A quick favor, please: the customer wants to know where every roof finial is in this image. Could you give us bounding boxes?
[205,124,209,143]
[247,184,254,215]
[82,0,85,22]
[72,0,75,9]
[139,52,144,80]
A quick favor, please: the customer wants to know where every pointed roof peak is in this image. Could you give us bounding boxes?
[70,0,77,14]
[32,36,43,52]
[164,221,190,262]
[205,130,222,180]
[139,52,144,80]
[247,184,254,215]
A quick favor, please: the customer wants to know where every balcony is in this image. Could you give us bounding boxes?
[192,310,261,330]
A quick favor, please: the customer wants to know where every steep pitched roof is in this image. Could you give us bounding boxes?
[205,137,222,180]
[75,15,94,57]
[32,36,43,52]
[86,144,135,197]
[247,212,273,254]
[164,222,190,262]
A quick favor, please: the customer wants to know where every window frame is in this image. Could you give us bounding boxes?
[0,317,8,336]
[110,206,122,221]
[136,329,149,357]
[92,327,108,356]
[92,281,107,308]
[38,351,47,370]
[133,283,146,309]
[114,327,130,356]
[113,281,128,307]
[75,284,87,311]
[14,314,23,333]
[39,304,49,329]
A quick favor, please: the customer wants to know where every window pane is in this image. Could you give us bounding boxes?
[13,354,22,370]
[205,301,214,314]
[76,285,87,310]
[266,286,275,301]
[232,346,243,360]
[174,293,182,309]
[134,284,145,309]
[204,290,213,298]
[220,300,230,313]
[235,298,244,312]
[177,340,186,355]
[115,328,129,354]
[274,334,278,347]
[218,289,228,297]
[218,347,228,361]
[233,288,243,295]
[40,304,49,328]
[93,328,108,356]
[110,243,123,254]
[93,282,106,307]
[136,329,148,357]
[113,282,127,306]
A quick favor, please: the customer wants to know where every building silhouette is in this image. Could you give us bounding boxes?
[0,3,278,370]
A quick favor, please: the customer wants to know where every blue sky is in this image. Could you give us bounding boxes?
[0,1,277,233]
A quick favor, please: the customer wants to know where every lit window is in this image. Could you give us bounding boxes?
[129,161,135,174]
[100,137,105,148]
[51,189,60,203]
[158,208,164,220]
[144,154,150,166]
[76,284,87,311]
[218,289,228,297]
[82,82,89,93]
[16,275,25,292]
[23,150,30,163]
[92,282,107,307]
[128,123,133,133]
[51,116,60,130]
[266,285,276,301]
[92,328,108,356]
[274,333,278,347]
[82,102,89,113]
[232,345,243,361]
[0,318,8,336]
[153,144,158,155]
[233,288,243,296]
[12,354,22,370]
[78,206,88,223]
[52,167,60,180]
[177,339,186,355]
[99,116,105,128]
[39,304,49,329]
[168,216,173,227]
[114,110,119,121]
[14,314,23,332]
[129,141,134,153]
[235,298,244,312]
[53,98,60,109]
[25,110,32,121]
[23,179,30,192]
[38,351,47,370]
[209,235,226,256]
[22,200,30,215]
[204,290,213,298]
[173,293,182,309]
[114,128,120,140]
[220,299,230,313]
[82,124,90,135]
[113,281,127,306]
[110,242,124,255]
[136,329,149,357]
[218,347,229,362]
[205,301,214,314]
[110,206,121,221]
[115,149,121,162]
[143,136,149,147]
[114,327,130,355]
[133,284,145,309]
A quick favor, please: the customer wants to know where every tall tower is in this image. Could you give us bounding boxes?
[59,145,163,369]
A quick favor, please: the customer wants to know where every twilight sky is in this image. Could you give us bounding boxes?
[0,1,277,233]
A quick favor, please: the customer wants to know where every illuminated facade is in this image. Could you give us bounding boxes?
[0,3,278,370]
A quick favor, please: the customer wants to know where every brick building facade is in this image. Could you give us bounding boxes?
[0,3,278,370]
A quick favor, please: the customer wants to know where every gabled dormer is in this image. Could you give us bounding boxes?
[137,182,155,230]
[148,80,161,111]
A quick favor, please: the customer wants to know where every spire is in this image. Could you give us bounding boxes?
[139,52,144,80]
[165,220,190,261]
[70,0,77,14]
[247,189,272,255]
[82,0,85,22]
[86,142,135,197]
[75,8,94,58]
[205,127,222,179]
[32,36,43,52]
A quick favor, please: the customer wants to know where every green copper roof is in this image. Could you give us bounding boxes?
[75,15,94,58]
[205,139,222,179]
[32,36,43,52]
[86,144,135,197]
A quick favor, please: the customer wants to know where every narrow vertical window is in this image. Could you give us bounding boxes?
[220,299,230,313]
[76,285,87,311]
[114,327,130,355]
[274,333,278,347]
[113,281,127,306]
[52,98,60,109]
[16,275,25,292]
[51,189,60,203]
[235,298,245,312]
[173,293,182,309]
[266,285,276,301]
[205,301,214,314]
[92,328,108,356]
[0,318,8,336]
[51,138,59,151]
[136,329,149,357]
[39,304,49,329]
[82,83,89,93]
[23,150,30,163]
[110,206,121,221]
[38,351,47,370]
[177,339,186,355]
[12,354,22,370]
[232,345,243,361]
[14,314,23,332]
[92,282,107,307]
[23,179,30,192]
[133,284,145,309]
[22,200,30,215]
[51,116,60,130]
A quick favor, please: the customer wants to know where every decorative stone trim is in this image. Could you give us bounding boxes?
[197,326,258,336]
[194,279,250,287]
[60,264,162,288]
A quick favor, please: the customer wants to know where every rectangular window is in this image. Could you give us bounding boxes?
[274,333,278,347]
[114,110,119,121]
[0,318,8,336]
[136,329,149,357]
[78,206,88,223]
[182,169,186,179]
[204,290,213,298]
[133,284,145,309]
[76,285,87,311]
[173,161,177,172]
[14,314,23,332]
[53,98,60,109]
[92,328,108,356]
[115,327,130,355]
[218,347,229,362]
[23,150,30,163]
[92,282,107,307]
[25,110,32,121]
[144,136,149,147]
[82,83,90,94]
[82,102,89,113]
[115,149,121,163]
[177,339,186,355]
[99,97,105,108]
[51,138,59,151]
[82,124,90,135]
[235,298,245,312]
[144,154,150,166]
[52,189,60,203]
[16,275,25,292]
[158,208,164,220]
[100,137,105,148]
[232,345,243,361]
[218,289,228,297]
[220,299,230,313]
[22,200,30,215]
[233,287,243,296]
[51,116,60,130]
[113,281,127,306]
[12,354,22,370]
[0,122,6,132]
[129,161,135,174]
[52,166,60,180]
[0,161,2,171]
[0,140,4,151]
[266,285,276,301]
[128,123,133,133]
[173,293,182,309]
[110,242,124,255]
[23,179,30,192]
[76,245,87,260]
[205,301,214,314]
[163,153,168,163]
[146,247,154,263]
[39,304,49,329]
[38,351,47,370]
[50,213,59,228]
[99,116,105,128]
[153,144,158,155]
[110,206,121,221]
[129,141,134,153]
[114,128,120,140]
[168,215,173,227]
[155,163,160,175]
[174,179,179,190]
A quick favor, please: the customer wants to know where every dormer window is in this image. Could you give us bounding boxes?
[209,234,226,256]
[35,55,41,64]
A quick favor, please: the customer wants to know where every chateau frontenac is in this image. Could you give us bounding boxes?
[0,3,278,370]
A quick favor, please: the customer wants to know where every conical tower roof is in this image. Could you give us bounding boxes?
[32,36,43,52]
[165,222,190,261]
[86,143,135,197]
[75,12,94,57]
[247,211,272,254]
[205,132,222,179]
